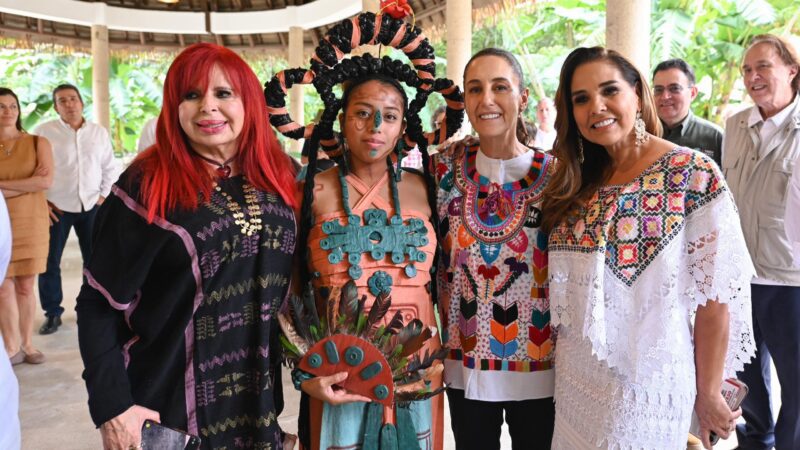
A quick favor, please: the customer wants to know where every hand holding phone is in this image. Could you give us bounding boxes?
[141,420,202,450]
[689,378,749,447]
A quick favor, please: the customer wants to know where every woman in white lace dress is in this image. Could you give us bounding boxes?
[542,46,756,449]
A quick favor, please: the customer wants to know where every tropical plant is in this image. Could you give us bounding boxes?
[1,0,798,152]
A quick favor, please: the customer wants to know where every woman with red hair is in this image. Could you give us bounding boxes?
[76,43,298,450]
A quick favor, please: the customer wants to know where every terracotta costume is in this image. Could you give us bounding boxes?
[264,10,464,450]
[305,168,442,449]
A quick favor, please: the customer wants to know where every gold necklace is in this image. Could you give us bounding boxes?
[0,135,20,156]
[214,181,263,236]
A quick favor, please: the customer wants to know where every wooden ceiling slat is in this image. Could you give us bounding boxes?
[4,0,482,53]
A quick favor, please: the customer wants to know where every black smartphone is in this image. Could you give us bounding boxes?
[141,419,202,450]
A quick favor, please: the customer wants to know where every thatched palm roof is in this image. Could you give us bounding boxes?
[0,0,524,54]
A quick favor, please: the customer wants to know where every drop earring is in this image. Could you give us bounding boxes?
[577,134,585,164]
[634,111,648,146]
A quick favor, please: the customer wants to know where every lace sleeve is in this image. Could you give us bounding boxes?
[685,190,756,377]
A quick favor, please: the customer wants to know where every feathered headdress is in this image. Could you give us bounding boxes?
[267,10,462,406]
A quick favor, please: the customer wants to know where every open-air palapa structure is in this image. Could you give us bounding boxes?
[0,0,652,152]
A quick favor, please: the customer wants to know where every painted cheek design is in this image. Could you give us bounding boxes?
[352,115,368,131]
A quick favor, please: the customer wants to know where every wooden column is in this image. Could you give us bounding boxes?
[446,0,472,89]
[606,0,651,74]
[446,0,471,134]
[91,24,110,131]
[288,26,304,155]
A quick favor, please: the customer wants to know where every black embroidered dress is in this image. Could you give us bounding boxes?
[77,168,295,449]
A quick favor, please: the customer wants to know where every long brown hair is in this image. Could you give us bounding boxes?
[541,47,661,232]
[0,87,23,131]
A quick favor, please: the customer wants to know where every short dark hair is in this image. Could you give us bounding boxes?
[52,84,83,106]
[652,58,696,85]
[0,87,23,131]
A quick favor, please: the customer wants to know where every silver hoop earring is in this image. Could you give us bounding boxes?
[577,135,585,164]
[634,111,648,146]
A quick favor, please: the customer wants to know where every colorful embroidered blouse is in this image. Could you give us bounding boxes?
[548,148,755,449]
[76,169,295,448]
[435,146,555,401]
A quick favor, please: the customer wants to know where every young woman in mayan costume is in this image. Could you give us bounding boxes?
[265,7,464,450]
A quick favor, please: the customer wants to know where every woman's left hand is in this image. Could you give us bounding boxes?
[694,391,740,449]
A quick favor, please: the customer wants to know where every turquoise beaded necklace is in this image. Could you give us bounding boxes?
[319,156,429,296]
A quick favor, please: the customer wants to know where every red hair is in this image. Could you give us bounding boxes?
[134,43,297,222]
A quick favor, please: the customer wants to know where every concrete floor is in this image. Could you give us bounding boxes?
[13,234,758,449]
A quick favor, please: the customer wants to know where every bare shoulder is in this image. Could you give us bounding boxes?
[397,170,432,217]
[309,167,343,216]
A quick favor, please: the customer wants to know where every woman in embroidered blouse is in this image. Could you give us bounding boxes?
[435,48,556,450]
[75,43,298,450]
[542,46,756,449]
[293,73,444,450]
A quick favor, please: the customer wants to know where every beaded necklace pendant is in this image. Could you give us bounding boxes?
[319,160,428,292]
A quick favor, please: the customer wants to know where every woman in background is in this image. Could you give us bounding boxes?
[0,87,53,366]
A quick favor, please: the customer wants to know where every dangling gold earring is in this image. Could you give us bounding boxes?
[634,111,648,146]
[577,134,585,164]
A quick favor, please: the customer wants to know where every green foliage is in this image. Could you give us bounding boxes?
[0,47,168,155]
[651,0,796,123]
[1,0,797,150]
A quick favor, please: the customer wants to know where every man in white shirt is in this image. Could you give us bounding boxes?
[0,196,21,449]
[34,84,121,335]
[722,35,800,450]
[532,97,556,150]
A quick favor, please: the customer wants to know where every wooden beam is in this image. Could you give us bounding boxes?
[178,33,185,47]
[0,24,316,55]
[139,31,146,45]
[36,18,43,34]
[416,3,446,21]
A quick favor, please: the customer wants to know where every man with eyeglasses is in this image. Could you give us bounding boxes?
[652,58,723,164]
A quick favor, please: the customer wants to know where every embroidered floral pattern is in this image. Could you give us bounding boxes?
[437,147,555,374]
[548,148,756,449]
[550,149,724,286]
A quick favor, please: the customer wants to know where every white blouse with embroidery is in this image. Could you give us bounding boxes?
[548,148,755,449]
